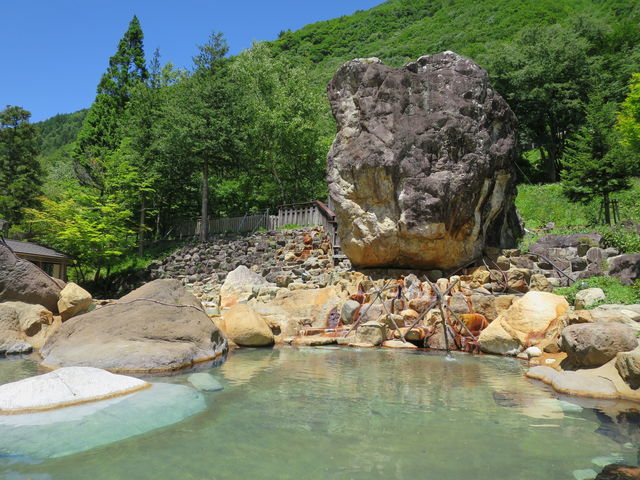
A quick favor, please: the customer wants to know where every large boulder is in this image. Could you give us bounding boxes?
[0,304,32,354]
[607,254,640,286]
[219,303,274,347]
[561,323,638,368]
[0,242,62,312]
[57,282,92,321]
[40,279,227,372]
[616,347,640,389]
[0,302,56,354]
[220,265,271,308]
[326,52,520,270]
[248,287,340,339]
[479,291,568,354]
[476,318,520,355]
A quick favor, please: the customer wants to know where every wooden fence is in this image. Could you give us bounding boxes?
[171,201,339,247]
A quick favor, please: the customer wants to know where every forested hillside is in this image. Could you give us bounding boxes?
[36,110,86,156]
[3,0,639,281]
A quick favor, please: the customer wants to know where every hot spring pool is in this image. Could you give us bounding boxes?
[1,347,639,479]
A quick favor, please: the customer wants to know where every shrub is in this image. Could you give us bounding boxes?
[555,276,640,307]
[597,225,640,254]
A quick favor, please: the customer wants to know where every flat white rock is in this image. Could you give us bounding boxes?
[0,366,149,413]
[0,382,206,459]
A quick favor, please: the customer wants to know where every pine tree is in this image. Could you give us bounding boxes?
[0,105,41,225]
[561,94,634,224]
[74,15,148,192]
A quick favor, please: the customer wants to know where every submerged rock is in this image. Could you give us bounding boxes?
[187,372,224,392]
[40,279,227,372]
[595,463,640,479]
[526,366,619,399]
[0,366,149,414]
[0,382,205,459]
[326,52,520,270]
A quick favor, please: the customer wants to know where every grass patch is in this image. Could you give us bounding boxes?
[555,276,640,307]
[515,183,594,230]
[277,223,306,230]
[516,178,640,231]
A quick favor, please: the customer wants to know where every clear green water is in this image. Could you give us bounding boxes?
[1,347,639,480]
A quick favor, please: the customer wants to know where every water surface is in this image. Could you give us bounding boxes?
[1,348,638,479]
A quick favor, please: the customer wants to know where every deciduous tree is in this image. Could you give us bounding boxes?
[485,24,591,182]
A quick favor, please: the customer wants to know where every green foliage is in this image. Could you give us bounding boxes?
[618,72,640,155]
[277,224,304,230]
[74,15,148,192]
[555,276,640,306]
[598,224,640,253]
[230,43,332,208]
[485,24,591,181]
[0,106,41,224]
[157,33,239,241]
[35,110,87,156]
[561,92,635,223]
[97,15,148,109]
[24,193,135,281]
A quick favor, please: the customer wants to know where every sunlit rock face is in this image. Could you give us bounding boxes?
[326,52,521,270]
[40,279,227,372]
[0,382,205,459]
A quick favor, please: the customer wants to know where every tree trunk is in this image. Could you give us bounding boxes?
[541,146,557,183]
[138,197,145,256]
[200,159,209,242]
[604,192,611,225]
[155,208,161,242]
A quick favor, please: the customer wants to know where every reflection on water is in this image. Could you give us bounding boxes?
[1,347,639,480]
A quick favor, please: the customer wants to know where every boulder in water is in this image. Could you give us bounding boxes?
[41,279,227,372]
[0,366,149,414]
[0,381,205,459]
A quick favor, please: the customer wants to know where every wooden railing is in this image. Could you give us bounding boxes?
[171,201,340,247]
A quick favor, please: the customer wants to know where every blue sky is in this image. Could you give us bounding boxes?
[1,1,382,122]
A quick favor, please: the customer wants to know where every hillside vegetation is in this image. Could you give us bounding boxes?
[3,0,639,282]
[272,0,640,80]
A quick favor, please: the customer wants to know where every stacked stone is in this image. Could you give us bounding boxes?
[148,227,344,304]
